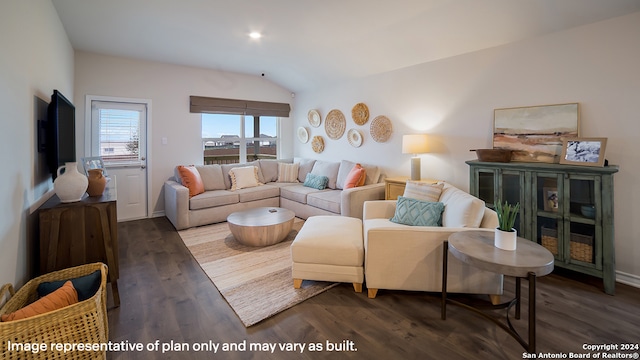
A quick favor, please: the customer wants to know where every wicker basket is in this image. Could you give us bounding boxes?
[570,233,594,263]
[0,263,108,360]
[540,227,558,255]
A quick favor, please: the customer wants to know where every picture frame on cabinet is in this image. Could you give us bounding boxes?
[543,187,559,212]
[559,137,607,167]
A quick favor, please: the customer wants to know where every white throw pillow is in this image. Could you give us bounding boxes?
[277,163,299,183]
[439,183,485,228]
[229,166,262,190]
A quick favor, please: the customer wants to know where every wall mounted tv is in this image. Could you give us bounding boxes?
[41,90,76,180]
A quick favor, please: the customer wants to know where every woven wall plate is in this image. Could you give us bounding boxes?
[325,109,346,140]
[347,129,363,148]
[351,103,369,125]
[370,115,392,143]
[311,135,325,153]
[308,109,321,127]
[297,127,310,143]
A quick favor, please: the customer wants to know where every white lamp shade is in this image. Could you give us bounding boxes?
[402,134,429,154]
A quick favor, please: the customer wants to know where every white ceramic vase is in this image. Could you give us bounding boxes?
[54,162,88,203]
[495,228,517,251]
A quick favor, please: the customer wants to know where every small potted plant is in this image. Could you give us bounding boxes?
[494,200,520,251]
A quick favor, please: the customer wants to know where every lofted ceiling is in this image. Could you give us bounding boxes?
[51,0,640,92]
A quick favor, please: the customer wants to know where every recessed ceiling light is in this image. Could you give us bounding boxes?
[249,32,262,39]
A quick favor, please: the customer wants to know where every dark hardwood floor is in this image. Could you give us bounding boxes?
[107,217,640,359]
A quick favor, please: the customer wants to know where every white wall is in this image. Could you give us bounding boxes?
[73,52,294,216]
[293,12,640,283]
[0,1,74,287]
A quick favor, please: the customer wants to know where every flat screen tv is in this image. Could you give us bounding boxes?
[46,90,76,180]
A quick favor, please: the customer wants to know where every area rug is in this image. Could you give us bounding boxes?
[178,219,338,327]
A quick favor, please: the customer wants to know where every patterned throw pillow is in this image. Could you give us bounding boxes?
[403,181,443,202]
[303,173,329,190]
[390,196,445,226]
[277,163,300,183]
[229,166,262,190]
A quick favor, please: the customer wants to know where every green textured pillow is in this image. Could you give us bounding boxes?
[390,196,445,226]
[303,173,329,190]
[37,270,101,301]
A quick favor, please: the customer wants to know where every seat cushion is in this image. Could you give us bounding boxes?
[280,184,325,204]
[235,184,280,202]
[307,190,341,213]
[189,190,239,210]
[291,216,363,267]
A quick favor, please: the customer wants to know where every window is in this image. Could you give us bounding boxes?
[91,101,146,165]
[202,114,278,164]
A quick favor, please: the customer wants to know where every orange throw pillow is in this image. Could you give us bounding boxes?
[344,164,366,189]
[1,281,78,322]
[177,165,205,197]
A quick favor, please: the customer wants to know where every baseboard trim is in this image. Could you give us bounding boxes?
[616,270,640,289]
[152,210,165,218]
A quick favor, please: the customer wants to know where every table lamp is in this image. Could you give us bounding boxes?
[402,134,429,181]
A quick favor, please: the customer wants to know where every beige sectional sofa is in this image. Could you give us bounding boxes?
[362,182,504,299]
[164,158,385,230]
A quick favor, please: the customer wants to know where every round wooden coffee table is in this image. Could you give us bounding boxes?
[227,207,295,247]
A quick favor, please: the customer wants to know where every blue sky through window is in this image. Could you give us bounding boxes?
[202,113,277,138]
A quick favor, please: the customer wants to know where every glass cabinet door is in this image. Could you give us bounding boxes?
[566,176,600,268]
[535,173,563,259]
[500,171,523,234]
[477,170,495,207]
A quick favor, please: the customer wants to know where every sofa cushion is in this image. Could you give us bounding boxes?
[390,196,444,226]
[310,160,340,189]
[277,162,300,183]
[189,190,239,210]
[307,189,342,213]
[403,181,443,202]
[439,183,486,228]
[229,166,262,190]
[280,184,324,204]
[362,163,381,185]
[258,159,292,183]
[196,164,226,191]
[294,158,316,183]
[177,165,205,197]
[236,184,280,202]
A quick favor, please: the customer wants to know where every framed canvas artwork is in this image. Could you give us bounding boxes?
[494,103,579,163]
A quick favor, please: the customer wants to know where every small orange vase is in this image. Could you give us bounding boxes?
[87,169,107,196]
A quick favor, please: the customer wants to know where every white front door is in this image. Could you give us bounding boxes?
[87,96,151,221]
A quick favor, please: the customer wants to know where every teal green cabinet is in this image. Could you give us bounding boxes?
[467,160,619,294]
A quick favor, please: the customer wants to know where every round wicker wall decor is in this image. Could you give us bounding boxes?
[370,115,392,143]
[311,135,325,153]
[325,109,346,140]
[351,103,369,125]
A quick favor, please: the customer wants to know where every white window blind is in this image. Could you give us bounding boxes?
[91,101,146,165]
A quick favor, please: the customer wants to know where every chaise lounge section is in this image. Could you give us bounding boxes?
[362,182,504,299]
